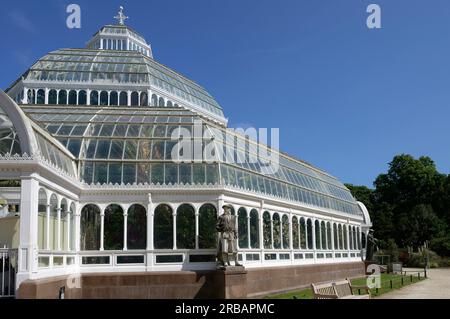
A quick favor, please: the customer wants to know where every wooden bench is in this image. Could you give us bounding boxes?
[311,278,371,299]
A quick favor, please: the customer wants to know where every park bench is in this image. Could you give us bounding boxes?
[311,278,371,299]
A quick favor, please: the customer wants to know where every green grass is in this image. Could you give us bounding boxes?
[264,273,426,299]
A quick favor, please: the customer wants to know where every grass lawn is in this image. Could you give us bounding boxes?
[264,273,426,299]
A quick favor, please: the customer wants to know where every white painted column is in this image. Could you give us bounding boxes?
[146,197,153,250]
[331,223,335,253]
[311,219,316,251]
[172,211,177,250]
[247,212,251,249]
[195,207,199,250]
[147,89,152,106]
[289,213,293,250]
[270,212,274,249]
[86,89,91,105]
[127,91,131,106]
[66,211,71,251]
[57,207,62,251]
[44,88,49,105]
[45,204,50,251]
[123,212,128,251]
[100,210,105,251]
[258,207,264,250]
[22,87,29,104]
[17,177,40,285]
[75,204,81,252]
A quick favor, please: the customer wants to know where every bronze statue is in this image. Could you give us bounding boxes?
[365,229,378,261]
[216,204,242,268]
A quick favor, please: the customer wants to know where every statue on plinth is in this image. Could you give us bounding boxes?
[216,204,242,269]
[366,229,378,261]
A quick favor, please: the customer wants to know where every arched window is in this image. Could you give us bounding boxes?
[326,222,332,250]
[60,199,68,250]
[80,204,101,250]
[263,211,272,249]
[104,204,124,250]
[38,189,47,250]
[273,213,281,249]
[338,224,343,250]
[349,226,353,250]
[140,92,148,106]
[320,221,326,250]
[307,219,313,250]
[361,232,366,249]
[343,225,348,250]
[250,209,259,249]
[176,204,195,249]
[90,91,99,106]
[315,220,321,250]
[100,91,109,106]
[78,90,87,105]
[167,101,173,107]
[48,90,57,105]
[333,223,338,250]
[28,89,36,104]
[70,203,76,251]
[131,92,139,106]
[282,215,290,249]
[198,204,217,249]
[58,90,67,105]
[357,228,361,250]
[36,89,45,104]
[238,208,248,249]
[69,90,77,105]
[127,204,147,250]
[300,218,307,249]
[151,94,158,106]
[110,91,118,106]
[158,97,165,107]
[154,204,173,249]
[292,216,299,249]
[49,194,58,250]
[119,92,128,106]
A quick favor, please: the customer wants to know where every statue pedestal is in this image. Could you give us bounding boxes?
[214,266,247,299]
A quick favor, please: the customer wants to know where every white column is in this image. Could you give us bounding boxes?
[195,207,199,250]
[289,213,293,250]
[22,87,29,104]
[146,198,153,250]
[75,204,81,252]
[44,88,49,104]
[100,210,105,251]
[247,213,251,249]
[45,204,50,250]
[57,207,62,251]
[127,91,131,106]
[123,212,128,251]
[66,211,71,251]
[258,208,264,250]
[86,89,91,105]
[17,177,40,285]
[331,223,335,253]
[311,219,316,250]
[270,212,274,249]
[172,211,177,250]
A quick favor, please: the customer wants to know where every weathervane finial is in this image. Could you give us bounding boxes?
[114,6,129,25]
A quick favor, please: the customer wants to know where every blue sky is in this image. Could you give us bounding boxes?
[1,0,449,187]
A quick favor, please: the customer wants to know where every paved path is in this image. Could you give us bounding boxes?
[379,268,450,299]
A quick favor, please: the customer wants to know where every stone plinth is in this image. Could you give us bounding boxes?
[213,266,247,299]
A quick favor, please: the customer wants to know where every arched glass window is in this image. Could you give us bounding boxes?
[362,232,366,249]
[238,207,248,249]
[28,89,35,104]
[343,225,348,250]
[38,189,47,250]
[300,218,307,249]
[104,204,124,250]
[154,204,173,249]
[100,91,109,106]
[320,221,326,250]
[263,211,272,249]
[167,101,173,107]
[338,224,343,250]
[69,90,77,105]
[90,91,99,106]
[140,92,148,106]
[110,91,118,106]
[315,220,321,250]
[158,97,165,107]
[60,199,68,250]
[333,223,338,250]
[176,204,195,249]
[250,209,259,249]
[273,213,281,249]
[198,204,217,249]
[80,204,101,250]
[357,228,361,250]
[131,92,139,106]
[119,92,128,106]
[292,216,299,249]
[70,203,76,251]
[282,215,290,249]
[127,204,147,250]
[307,219,313,250]
[36,89,45,104]
[48,90,57,105]
[58,90,67,105]
[327,222,332,250]
[49,194,58,250]
[349,226,353,250]
[78,90,87,105]
[151,94,158,106]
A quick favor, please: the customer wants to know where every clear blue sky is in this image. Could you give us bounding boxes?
[1,0,449,187]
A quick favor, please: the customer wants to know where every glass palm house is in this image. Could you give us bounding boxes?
[0,9,372,291]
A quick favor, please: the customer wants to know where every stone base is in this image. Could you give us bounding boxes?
[18,262,364,299]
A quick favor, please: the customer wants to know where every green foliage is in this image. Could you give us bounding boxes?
[346,154,450,259]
